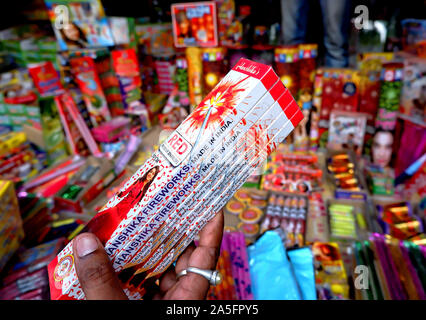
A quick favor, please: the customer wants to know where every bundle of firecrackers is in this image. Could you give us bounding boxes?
[45,58,303,300]
[260,192,308,249]
[207,231,253,300]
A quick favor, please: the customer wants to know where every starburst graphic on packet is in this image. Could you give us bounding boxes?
[237,121,277,168]
[184,76,249,132]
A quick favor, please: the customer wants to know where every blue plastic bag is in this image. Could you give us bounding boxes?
[248,231,301,300]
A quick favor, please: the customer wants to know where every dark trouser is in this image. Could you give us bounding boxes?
[281,0,352,68]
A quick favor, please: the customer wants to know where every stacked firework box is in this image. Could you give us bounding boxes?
[48,58,303,300]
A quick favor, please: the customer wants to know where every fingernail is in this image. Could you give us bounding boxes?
[75,234,98,258]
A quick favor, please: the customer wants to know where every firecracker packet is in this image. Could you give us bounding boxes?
[48,58,303,300]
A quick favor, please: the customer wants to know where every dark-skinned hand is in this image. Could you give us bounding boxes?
[72,211,224,300]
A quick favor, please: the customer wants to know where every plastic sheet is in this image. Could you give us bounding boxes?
[248,230,301,300]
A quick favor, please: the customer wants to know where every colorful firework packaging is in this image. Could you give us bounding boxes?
[111,49,147,114]
[364,163,395,196]
[55,92,101,157]
[175,57,189,97]
[357,53,394,152]
[202,47,227,96]
[55,94,90,157]
[315,68,360,148]
[397,52,426,123]
[223,188,267,243]
[327,111,367,156]
[260,192,308,248]
[93,51,126,117]
[326,152,367,200]
[186,47,204,108]
[135,23,175,58]
[0,238,64,300]
[305,192,329,243]
[27,61,64,97]
[216,0,236,47]
[207,231,253,300]
[69,56,111,127]
[154,58,175,95]
[358,53,394,119]
[91,116,131,143]
[38,97,69,166]
[312,242,349,299]
[376,62,404,131]
[274,46,300,100]
[53,156,115,213]
[47,58,304,299]
[262,152,322,194]
[328,203,358,241]
[207,232,238,300]
[0,180,24,272]
[355,233,426,300]
[297,44,318,109]
[377,202,425,241]
[171,2,219,48]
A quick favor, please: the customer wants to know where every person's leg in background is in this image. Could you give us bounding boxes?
[319,0,352,67]
[281,0,310,44]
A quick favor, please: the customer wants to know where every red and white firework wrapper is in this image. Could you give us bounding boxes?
[140,99,303,280]
[121,85,297,272]
[48,59,302,300]
[111,80,288,271]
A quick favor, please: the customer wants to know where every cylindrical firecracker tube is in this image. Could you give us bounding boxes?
[274,45,300,100]
[202,47,227,96]
[186,47,203,110]
[297,43,318,109]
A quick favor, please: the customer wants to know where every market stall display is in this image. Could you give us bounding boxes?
[0,0,424,301]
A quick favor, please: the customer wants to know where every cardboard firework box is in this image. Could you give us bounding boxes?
[48,58,304,300]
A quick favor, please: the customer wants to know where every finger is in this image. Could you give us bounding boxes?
[73,233,127,300]
[198,210,224,247]
[159,243,196,300]
[171,211,224,299]
[175,241,196,273]
[158,267,177,294]
[189,210,224,270]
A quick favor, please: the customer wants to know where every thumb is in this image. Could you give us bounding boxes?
[73,233,128,300]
